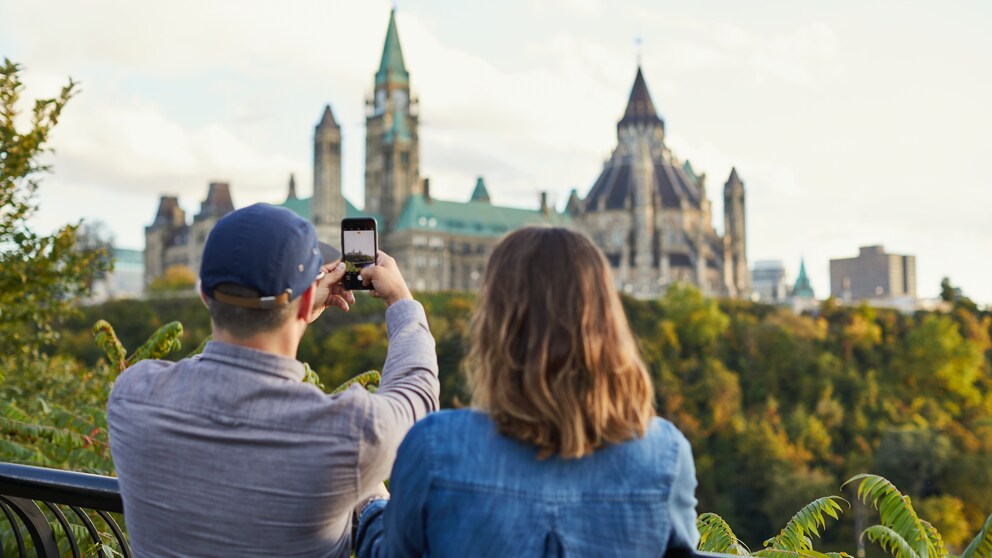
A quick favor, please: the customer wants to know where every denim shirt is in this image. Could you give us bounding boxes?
[357,410,699,558]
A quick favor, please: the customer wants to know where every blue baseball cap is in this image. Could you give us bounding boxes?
[199,203,340,309]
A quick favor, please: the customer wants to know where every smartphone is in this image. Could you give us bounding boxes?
[341,217,378,290]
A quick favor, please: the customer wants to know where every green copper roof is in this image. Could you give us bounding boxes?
[470,177,491,203]
[278,196,372,222]
[278,190,571,240]
[384,102,412,143]
[792,258,815,298]
[279,194,310,220]
[394,194,570,237]
[375,10,409,87]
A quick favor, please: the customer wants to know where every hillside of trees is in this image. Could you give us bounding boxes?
[19,286,984,552]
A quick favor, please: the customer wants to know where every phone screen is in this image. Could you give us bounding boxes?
[341,218,377,290]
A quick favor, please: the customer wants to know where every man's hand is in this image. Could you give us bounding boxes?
[360,250,413,307]
[308,260,356,323]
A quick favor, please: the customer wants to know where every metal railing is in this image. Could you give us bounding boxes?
[0,462,130,557]
[1,461,733,558]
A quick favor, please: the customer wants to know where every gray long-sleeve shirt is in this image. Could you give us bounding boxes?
[107,299,439,558]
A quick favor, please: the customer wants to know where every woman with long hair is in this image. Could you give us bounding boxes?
[356,227,699,557]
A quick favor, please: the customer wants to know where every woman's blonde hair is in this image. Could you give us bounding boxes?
[466,227,654,459]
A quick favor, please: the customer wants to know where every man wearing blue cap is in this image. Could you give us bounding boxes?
[107,204,439,557]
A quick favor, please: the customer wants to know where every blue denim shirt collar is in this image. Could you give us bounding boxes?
[200,341,306,382]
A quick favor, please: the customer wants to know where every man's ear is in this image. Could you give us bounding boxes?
[298,284,315,321]
[199,288,210,309]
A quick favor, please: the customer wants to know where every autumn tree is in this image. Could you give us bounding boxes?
[0,59,109,357]
[148,264,196,293]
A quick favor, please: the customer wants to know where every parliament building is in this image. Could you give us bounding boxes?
[146,10,748,298]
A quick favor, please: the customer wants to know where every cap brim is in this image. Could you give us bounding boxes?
[318,241,341,263]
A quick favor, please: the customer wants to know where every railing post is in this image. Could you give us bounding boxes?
[0,495,61,557]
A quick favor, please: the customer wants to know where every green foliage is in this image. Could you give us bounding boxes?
[698,512,750,555]
[763,496,848,553]
[331,370,381,394]
[125,321,183,365]
[93,320,127,372]
[147,264,196,293]
[0,58,111,358]
[844,474,943,558]
[93,319,183,372]
[0,356,113,473]
[960,514,992,558]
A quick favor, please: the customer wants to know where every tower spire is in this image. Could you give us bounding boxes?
[792,258,815,298]
[376,8,409,87]
[618,67,664,130]
[287,173,297,200]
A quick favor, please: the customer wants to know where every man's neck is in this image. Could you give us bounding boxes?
[211,328,300,359]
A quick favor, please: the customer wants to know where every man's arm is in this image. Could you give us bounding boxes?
[356,252,440,485]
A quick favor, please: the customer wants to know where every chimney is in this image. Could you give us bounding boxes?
[539,191,549,215]
[422,177,431,203]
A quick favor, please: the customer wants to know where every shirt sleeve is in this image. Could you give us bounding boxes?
[357,299,440,487]
[668,431,701,550]
[356,420,432,558]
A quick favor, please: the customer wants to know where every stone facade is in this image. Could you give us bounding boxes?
[569,68,748,298]
[144,182,234,290]
[143,10,750,299]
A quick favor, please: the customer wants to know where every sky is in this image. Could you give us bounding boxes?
[1,0,990,305]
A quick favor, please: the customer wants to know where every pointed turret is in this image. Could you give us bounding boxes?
[723,167,748,298]
[314,104,344,241]
[317,104,339,129]
[286,173,298,200]
[725,167,743,191]
[195,182,234,222]
[376,9,409,87]
[792,259,815,298]
[618,67,664,130]
[565,188,582,216]
[470,177,491,203]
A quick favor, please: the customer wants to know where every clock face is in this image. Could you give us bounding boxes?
[375,90,386,114]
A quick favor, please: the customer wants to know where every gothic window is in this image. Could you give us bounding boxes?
[611,224,624,247]
[400,151,409,166]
